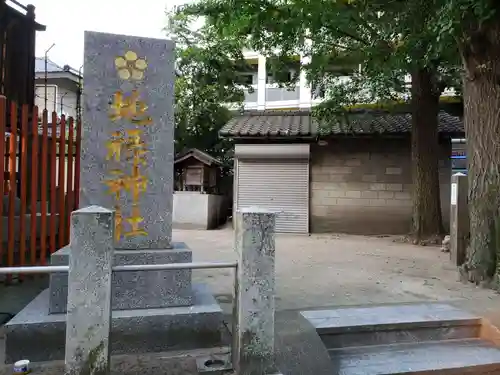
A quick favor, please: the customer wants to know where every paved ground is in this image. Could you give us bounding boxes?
[1,227,500,365]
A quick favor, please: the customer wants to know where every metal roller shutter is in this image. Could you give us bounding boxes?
[236,159,309,233]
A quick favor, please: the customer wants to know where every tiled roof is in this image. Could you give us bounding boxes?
[220,110,464,137]
[175,148,222,166]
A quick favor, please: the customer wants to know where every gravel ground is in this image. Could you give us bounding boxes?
[181,228,500,322]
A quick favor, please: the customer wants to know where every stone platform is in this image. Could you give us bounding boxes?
[4,284,223,364]
[0,347,232,375]
[302,303,500,375]
[49,243,193,313]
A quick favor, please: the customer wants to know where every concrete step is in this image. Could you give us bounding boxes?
[329,339,500,375]
[301,303,481,349]
[4,285,225,364]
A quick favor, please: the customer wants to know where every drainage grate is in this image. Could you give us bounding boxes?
[195,353,232,374]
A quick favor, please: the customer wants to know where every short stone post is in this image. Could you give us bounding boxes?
[450,173,469,266]
[65,206,114,375]
[234,207,277,375]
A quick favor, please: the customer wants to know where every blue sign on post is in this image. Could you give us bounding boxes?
[451,138,467,175]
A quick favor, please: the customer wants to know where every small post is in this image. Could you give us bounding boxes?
[65,206,114,375]
[234,207,277,375]
[450,173,469,266]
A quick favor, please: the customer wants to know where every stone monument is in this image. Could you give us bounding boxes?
[3,31,223,364]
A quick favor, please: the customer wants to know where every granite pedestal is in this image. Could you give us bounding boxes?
[4,284,223,364]
[49,243,193,313]
[4,241,223,364]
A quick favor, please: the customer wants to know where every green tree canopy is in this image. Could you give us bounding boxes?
[170,20,251,167]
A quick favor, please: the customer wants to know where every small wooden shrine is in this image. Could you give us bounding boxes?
[174,148,223,194]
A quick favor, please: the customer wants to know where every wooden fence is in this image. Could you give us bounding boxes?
[0,96,81,282]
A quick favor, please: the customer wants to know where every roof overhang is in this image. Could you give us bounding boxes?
[226,132,465,141]
[223,135,316,141]
[3,1,46,31]
[219,110,465,139]
[35,71,81,84]
[174,149,223,167]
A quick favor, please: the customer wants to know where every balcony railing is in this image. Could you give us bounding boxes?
[243,87,258,102]
[265,85,300,102]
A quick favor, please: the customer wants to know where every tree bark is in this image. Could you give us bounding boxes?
[460,18,500,285]
[410,68,444,243]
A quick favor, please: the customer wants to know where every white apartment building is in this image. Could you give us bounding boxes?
[237,50,323,111]
[237,50,456,110]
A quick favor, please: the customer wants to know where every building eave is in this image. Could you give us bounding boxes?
[174,148,223,167]
[225,132,464,142]
[34,21,45,31]
[35,71,81,84]
[222,135,316,141]
[4,1,46,30]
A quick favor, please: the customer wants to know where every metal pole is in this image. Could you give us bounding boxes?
[77,64,83,122]
[112,261,238,272]
[231,263,240,369]
[0,265,68,274]
[0,261,238,275]
[60,92,68,115]
[44,57,46,109]
[44,43,55,110]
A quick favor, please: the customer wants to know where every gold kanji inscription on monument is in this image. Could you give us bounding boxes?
[104,50,152,241]
[109,90,152,126]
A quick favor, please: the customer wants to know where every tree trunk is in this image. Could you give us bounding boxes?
[410,68,444,243]
[460,18,500,285]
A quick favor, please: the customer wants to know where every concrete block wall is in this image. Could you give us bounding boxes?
[310,138,451,235]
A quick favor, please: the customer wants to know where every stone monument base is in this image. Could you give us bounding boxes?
[49,243,194,313]
[4,284,224,364]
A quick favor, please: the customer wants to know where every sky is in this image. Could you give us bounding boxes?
[30,0,188,70]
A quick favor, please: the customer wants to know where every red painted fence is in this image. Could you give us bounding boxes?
[0,96,81,282]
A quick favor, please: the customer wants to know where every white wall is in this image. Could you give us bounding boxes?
[35,84,58,113]
[34,77,79,119]
[173,192,226,230]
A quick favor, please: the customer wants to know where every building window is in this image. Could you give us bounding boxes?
[236,73,254,85]
[266,71,294,84]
